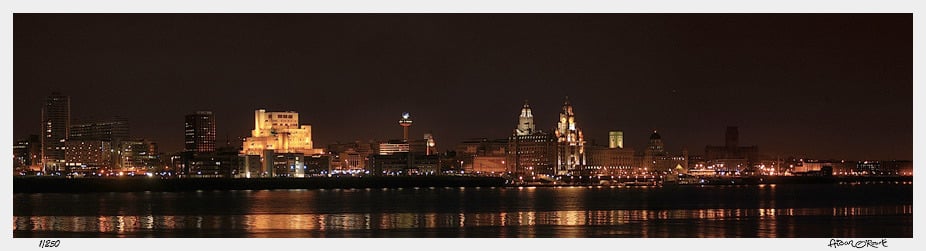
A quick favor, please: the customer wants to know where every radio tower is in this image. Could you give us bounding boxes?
[398,112,413,141]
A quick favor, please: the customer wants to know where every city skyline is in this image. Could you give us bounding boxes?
[14,14,912,160]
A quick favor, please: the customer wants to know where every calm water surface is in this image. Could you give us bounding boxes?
[13,183,912,238]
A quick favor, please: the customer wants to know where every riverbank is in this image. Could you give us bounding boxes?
[13,176,508,193]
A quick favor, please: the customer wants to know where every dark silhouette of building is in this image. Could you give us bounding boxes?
[41,92,70,173]
[704,126,759,172]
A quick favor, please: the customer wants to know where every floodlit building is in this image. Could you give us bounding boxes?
[554,97,586,175]
[506,101,557,178]
[242,109,322,156]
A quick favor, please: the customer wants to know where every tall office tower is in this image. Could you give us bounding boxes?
[515,100,535,136]
[608,130,623,149]
[184,111,216,153]
[554,96,586,175]
[41,92,70,173]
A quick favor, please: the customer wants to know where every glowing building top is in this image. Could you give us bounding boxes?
[515,100,535,136]
[399,112,413,141]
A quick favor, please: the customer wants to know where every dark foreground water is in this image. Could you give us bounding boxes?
[13,183,912,238]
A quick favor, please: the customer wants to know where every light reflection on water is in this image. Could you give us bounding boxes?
[13,205,912,237]
[13,184,913,237]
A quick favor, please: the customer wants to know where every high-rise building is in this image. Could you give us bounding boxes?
[608,130,623,149]
[508,133,557,178]
[515,101,535,136]
[184,111,216,153]
[70,117,129,142]
[506,101,557,179]
[554,96,586,175]
[41,92,70,173]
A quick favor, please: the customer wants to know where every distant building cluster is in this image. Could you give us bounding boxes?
[14,92,913,178]
[15,92,160,176]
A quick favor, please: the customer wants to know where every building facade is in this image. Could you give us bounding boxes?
[42,92,70,173]
[704,126,759,172]
[554,97,586,175]
[70,117,129,142]
[184,111,216,153]
[242,109,319,156]
[64,140,112,174]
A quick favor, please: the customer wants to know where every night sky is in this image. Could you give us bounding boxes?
[14,14,911,160]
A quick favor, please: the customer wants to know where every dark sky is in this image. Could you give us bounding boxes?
[14,14,912,160]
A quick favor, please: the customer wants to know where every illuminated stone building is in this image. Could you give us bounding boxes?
[515,101,535,136]
[506,101,557,179]
[608,130,623,149]
[554,97,586,175]
[242,109,322,156]
[241,109,323,175]
[586,131,635,176]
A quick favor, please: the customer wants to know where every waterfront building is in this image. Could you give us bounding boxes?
[118,139,159,173]
[64,140,112,174]
[329,148,367,175]
[379,140,410,155]
[184,111,216,153]
[554,97,586,175]
[704,126,759,172]
[41,92,70,173]
[585,144,635,176]
[455,137,507,172]
[371,152,440,175]
[13,135,42,172]
[639,130,688,173]
[472,156,507,174]
[241,109,323,173]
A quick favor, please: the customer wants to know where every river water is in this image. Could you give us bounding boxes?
[13,183,912,238]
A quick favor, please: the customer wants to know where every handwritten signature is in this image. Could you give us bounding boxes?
[828,239,887,248]
[39,239,60,248]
